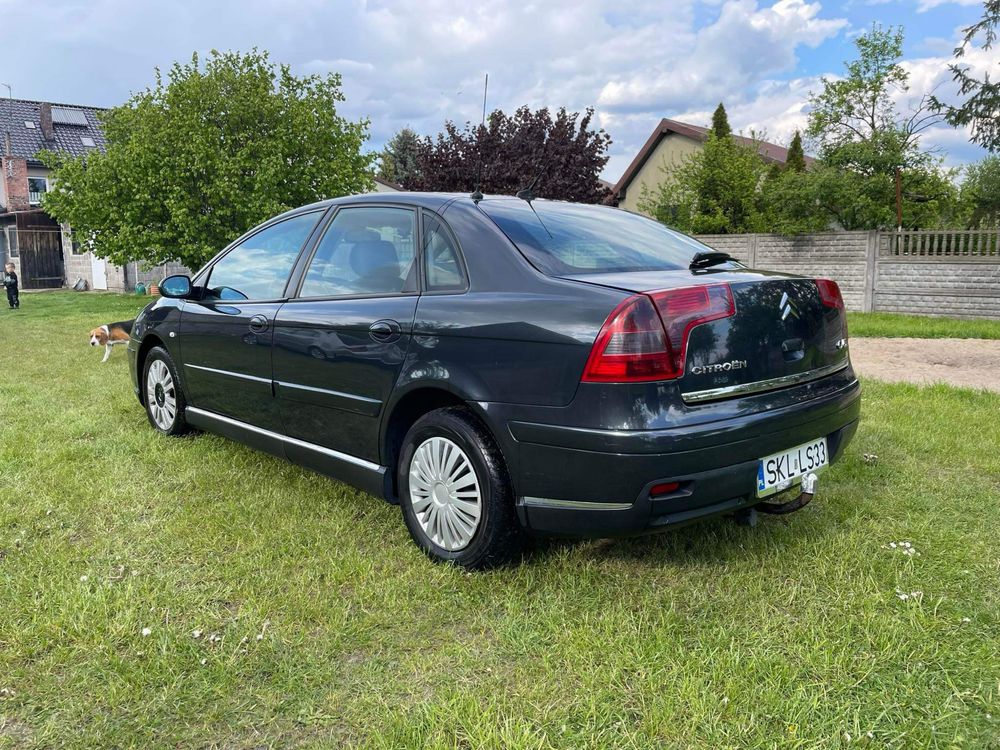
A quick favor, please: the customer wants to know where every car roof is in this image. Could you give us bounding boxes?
[287,191,599,215]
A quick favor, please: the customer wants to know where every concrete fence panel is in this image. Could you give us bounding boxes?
[696,230,1000,320]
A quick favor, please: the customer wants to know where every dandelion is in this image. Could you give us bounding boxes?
[141,627,152,637]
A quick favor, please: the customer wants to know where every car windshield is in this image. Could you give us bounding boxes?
[478,199,716,275]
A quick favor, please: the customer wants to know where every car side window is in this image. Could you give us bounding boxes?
[204,212,320,301]
[299,206,417,297]
[422,212,467,292]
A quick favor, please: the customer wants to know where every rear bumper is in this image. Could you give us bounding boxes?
[504,378,861,537]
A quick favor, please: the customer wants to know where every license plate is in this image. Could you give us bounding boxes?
[756,438,828,497]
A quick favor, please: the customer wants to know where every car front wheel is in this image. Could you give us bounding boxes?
[142,346,190,436]
[399,407,524,569]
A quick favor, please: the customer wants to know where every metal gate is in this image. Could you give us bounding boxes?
[17,229,64,289]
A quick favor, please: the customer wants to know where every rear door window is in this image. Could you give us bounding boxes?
[299,206,418,297]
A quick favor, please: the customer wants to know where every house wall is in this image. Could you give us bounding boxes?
[618,133,702,215]
[696,230,1000,319]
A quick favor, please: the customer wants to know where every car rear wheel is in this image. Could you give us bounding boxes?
[142,346,190,436]
[399,407,524,569]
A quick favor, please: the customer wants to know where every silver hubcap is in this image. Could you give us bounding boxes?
[145,359,177,431]
[409,436,482,551]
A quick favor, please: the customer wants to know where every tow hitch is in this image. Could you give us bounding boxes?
[756,472,819,515]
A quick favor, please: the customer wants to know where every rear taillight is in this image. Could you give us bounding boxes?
[581,295,673,382]
[816,279,844,309]
[582,284,735,383]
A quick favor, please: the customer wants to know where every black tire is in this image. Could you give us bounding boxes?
[141,346,190,436]
[398,406,524,570]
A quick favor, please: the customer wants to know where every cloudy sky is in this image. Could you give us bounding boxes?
[2,0,996,181]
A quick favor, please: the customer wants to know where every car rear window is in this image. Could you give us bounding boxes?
[478,200,714,276]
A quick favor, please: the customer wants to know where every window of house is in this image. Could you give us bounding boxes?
[422,212,467,292]
[204,212,321,301]
[299,206,417,297]
[4,227,18,258]
[27,177,48,206]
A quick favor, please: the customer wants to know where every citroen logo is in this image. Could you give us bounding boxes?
[779,292,798,321]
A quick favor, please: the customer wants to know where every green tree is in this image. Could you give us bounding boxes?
[960,155,1000,226]
[785,131,807,173]
[41,50,373,269]
[933,1,1000,152]
[710,103,731,139]
[801,24,957,230]
[807,24,941,176]
[378,127,421,187]
[639,129,768,234]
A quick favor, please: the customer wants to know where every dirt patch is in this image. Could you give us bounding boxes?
[849,337,1000,392]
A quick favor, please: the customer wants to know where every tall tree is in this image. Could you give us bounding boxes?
[409,106,611,203]
[960,155,1000,226]
[710,103,731,139]
[378,127,421,187]
[638,130,769,234]
[933,1,1000,151]
[807,24,941,176]
[40,50,372,269]
[785,131,807,173]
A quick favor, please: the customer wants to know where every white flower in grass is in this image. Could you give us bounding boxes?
[79,575,88,582]
[961,617,971,623]
[141,627,152,637]
[192,629,203,639]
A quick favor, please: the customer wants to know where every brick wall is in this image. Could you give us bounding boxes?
[696,230,1000,320]
[2,157,30,212]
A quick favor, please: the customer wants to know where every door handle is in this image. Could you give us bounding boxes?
[369,319,401,342]
[248,314,269,333]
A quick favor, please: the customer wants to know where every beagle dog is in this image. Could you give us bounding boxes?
[89,320,134,362]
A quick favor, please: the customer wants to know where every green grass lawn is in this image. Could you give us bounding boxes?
[847,311,1000,339]
[1,292,999,749]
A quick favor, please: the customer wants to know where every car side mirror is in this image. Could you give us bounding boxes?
[159,274,192,299]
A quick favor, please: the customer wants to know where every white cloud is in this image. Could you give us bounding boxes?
[916,0,981,12]
[2,0,992,184]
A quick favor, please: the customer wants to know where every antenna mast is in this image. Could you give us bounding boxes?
[470,73,488,202]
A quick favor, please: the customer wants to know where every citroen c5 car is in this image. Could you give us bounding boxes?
[129,193,860,569]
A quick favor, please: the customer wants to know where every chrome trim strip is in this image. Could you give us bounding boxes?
[185,406,382,472]
[185,363,271,385]
[682,360,850,404]
[274,380,381,405]
[521,496,633,511]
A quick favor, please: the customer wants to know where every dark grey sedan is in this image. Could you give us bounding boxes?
[129,193,860,568]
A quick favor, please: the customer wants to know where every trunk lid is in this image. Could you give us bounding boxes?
[563,269,850,402]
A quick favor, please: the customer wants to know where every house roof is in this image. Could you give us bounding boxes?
[612,117,815,198]
[1,98,107,163]
[373,176,404,191]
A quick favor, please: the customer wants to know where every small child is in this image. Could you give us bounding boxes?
[3,262,19,309]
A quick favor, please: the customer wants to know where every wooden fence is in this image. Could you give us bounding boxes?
[883,229,999,257]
